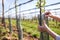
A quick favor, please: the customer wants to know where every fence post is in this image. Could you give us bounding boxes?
[8,15,12,33]
[8,15,12,40]
[16,15,23,40]
[18,15,23,40]
[2,0,6,28]
[42,14,49,40]
[15,0,23,40]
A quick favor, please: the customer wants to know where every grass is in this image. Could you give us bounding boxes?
[1,19,60,40]
[21,20,60,40]
[21,20,40,38]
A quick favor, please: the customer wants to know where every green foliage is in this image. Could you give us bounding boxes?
[36,0,46,12]
[21,20,60,40]
[21,20,40,38]
[0,26,8,40]
[36,0,46,8]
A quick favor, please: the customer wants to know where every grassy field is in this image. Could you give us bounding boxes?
[0,19,60,40]
[21,20,60,40]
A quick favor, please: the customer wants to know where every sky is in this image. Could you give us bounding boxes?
[0,0,60,18]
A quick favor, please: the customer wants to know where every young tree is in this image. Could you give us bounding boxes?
[36,0,49,40]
